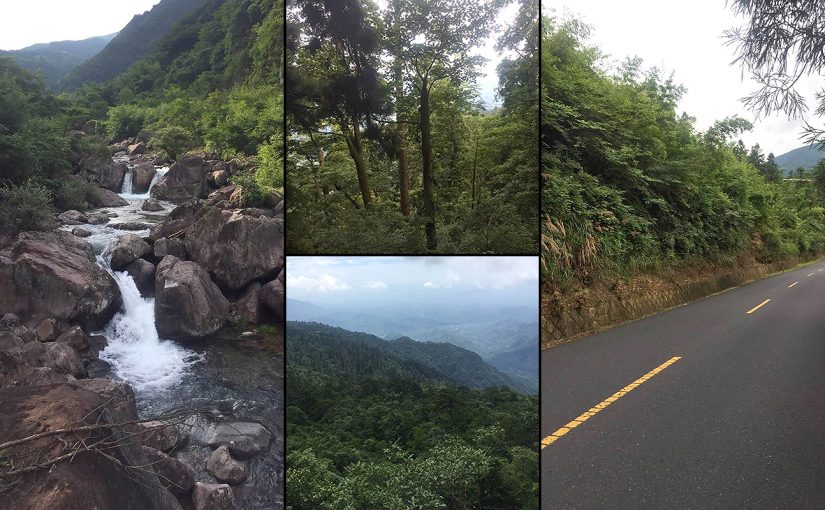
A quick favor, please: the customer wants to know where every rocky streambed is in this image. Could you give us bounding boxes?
[0,145,284,510]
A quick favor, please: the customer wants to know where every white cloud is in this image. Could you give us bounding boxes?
[423,281,439,288]
[364,281,387,290]
[288,273,350,293]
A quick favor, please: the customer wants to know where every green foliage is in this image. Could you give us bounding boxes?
[50,175,94,212]
[0,181,55,231]
[286,322,538,510]
[61,0,204,90]
[541,16,825,285]
[105,103,148,140]
[149,125,198,160]
[286,0,538,254]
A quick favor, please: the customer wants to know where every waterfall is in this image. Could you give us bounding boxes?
[121,168,134,195]
[100,272,202,391]
[93,169,200,392]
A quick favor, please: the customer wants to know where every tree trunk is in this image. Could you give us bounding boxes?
[314,146,325,199]
[396,66,410,216]
[344,121,371,208]
[420,78,437,250]
[471,134,478,209]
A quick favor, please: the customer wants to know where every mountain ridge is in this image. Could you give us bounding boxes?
[4,34,116,90]
[287,321,536,394]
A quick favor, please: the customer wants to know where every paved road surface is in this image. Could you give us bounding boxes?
[541,260,825,508]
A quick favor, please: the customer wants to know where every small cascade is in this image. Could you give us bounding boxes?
[100,271,202,391]
[86,166,199,392]
[121,168,134,195]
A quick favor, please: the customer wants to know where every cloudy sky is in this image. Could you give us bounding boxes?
[0,0,159,50]
[547,0,823,155]
[287,256,538,308]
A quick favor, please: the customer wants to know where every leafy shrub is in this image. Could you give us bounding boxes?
[230,170,272,208]
[51,175,93,212]
[149,126,198,160]
[0,181,55,230]
[105,104,148,141]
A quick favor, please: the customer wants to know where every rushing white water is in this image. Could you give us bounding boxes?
[121,168,134,195]
[119,166,169,201]
[89,163,200,392]
[100,272,202,391]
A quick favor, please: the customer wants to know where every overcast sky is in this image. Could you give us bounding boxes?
[287,256,538,308]
[546,0,823,155]
[0,0,159,51]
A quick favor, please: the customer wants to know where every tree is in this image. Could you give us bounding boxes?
[393,0,499,250]
[726,1,825,145]
[149,126,197,160]
[287,0,387,209]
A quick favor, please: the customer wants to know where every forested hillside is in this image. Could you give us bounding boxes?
[0,0,283,230]
[286,0,538,253]
[286,321,538,509]
[542,16,825,288]
[4,34,115,90]
[776,145,825,175]
[61,0,205,90]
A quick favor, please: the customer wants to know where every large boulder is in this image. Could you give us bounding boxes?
[202,421,272,451]
[55,325,89,352]
[150,156,208,203]
[154,259,229,340]
[260,269,284,318]
[185,209,284,291]
[128,142,146,155]
[149,199,205,241]
[58,210,88,225]
[235,282,262,325]
[0,382,182,510]
[89,186,129,208]
[0,341,85,388]
[136,420,182,452]
[125,258,155,297]
[0,231,121,330]
[154,237,187,260]
[80,155,128,191]
[205,445,246,485]
[110,233,151,271]
[142,198,164,212]
[142,446,195,496]
[133,162,157,193]
[192,483,236,510]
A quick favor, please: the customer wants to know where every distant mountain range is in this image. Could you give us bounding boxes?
[4,34,116,90]
[287,322,537,394]
[60,0,205,90]
[776,145,825,175]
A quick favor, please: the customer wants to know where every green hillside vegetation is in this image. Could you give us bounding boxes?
[288,322,534,393]
[5,34,115,90]
[61,0,205,90]
[286,0,538,254]
[0,0,283,231]
[81,0,285,194]
[286,322,538,509]
[0,55,111,229]
[542,16,825,287]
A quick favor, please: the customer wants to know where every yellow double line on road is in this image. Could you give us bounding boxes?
[541,356,682,449]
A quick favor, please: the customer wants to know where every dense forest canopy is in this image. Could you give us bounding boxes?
[541,15,825,286]
[0,0,284,230]
[286,0,538,254]
[286,322,538,509]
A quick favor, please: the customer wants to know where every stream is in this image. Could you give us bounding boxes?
[63,156,284,508]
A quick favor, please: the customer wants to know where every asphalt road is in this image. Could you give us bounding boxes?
[541,260,825,508]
